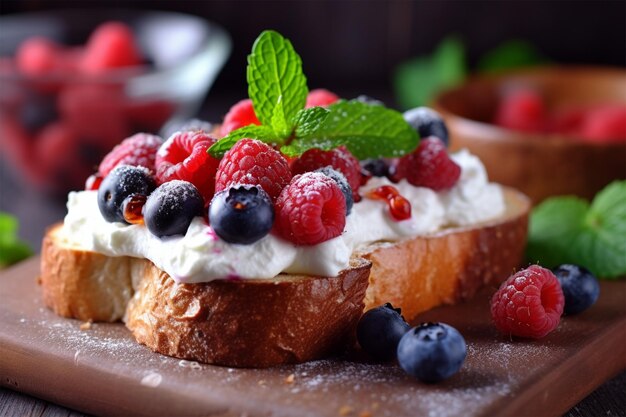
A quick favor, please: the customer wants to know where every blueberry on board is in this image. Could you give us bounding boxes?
[97,165,156,223]
[144,180,204,238]
[315,166,354,215]
[360,158,390,178]
[209,185,274,245]
[356,303,410,361]
[403,107,449,146]
[397,322,467,383]
[553,264,600,315]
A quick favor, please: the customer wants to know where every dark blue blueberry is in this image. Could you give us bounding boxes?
[209,185,274,245]
[144,180,204,238]
[315,166,353,215]
[553,264,600,315]
[356,303,410,361]
[20,93,58,133]
[403,107,449,146]
[360,158,390,178]
[355,95,385,106]
[397,322,466,383]
[97,165,156,223]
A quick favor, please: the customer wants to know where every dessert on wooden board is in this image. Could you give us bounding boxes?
[40,30,534,370]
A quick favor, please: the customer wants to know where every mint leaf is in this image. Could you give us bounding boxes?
[293,106,330,137]
[287,100,419,159]
[393,36,465,110]
[478,40,546,73]
[247,30,308,129]
[208,125,278,157]
[0,212,32,268]
[526,181,626,279]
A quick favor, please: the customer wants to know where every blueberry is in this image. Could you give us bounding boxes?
[403,107,449,146]
[20,93,58,133]
[360,159,390,178]
[315,167,353,215]
[97,165,156,223]
[397,322,466,383]
[356,303,410,361]
[209,185,274,244]
[355,95,385,106]
[553,264,600,315]
[144,180,204,238]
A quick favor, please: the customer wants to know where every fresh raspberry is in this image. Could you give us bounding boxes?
[215,139,291,202]
[494,89,546,133]
[80,21,143,73]
[306,89,339,108]
[394,137,460,190]
[291,146,361,200]
[98,133,163,176]
[16,37,60,76]
[580,105,626,142]
[220,99,261,137]
[275,172,346,245]
[491,265,564,339]
[156,131,220,203]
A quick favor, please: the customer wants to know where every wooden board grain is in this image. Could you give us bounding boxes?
[1,257,625,417]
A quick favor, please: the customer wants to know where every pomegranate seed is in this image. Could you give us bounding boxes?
[85,173,103,191]
[122,194,147,224]
[366,185,412,221]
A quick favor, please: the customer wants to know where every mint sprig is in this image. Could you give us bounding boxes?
[0,212,32,268]
[526,181,626,279]
[209,31,419,159]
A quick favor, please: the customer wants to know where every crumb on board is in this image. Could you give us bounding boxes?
[79,320,92,331]
[359,411,372,417]
[339,405,353,416]
[258,380,266,386]
[284,373,295,384]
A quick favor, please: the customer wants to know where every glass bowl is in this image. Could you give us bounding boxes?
[0,9,231,193]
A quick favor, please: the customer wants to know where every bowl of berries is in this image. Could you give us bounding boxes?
[434,66,626,204]
[0,9,231,193]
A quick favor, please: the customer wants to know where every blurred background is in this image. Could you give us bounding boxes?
[0,0,625,250]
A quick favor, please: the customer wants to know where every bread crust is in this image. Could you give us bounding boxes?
[39,187,529,366]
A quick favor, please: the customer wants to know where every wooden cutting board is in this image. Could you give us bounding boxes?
[1,257,624,417]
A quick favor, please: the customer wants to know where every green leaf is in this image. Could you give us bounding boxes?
[208,125,279,157]
[0,212,32,268]
[478,40,546,73]
[247,30,308,130]
[287,100,419,159]
[526,180,626,279]
[393,36,466,110]
[293,106,330,137]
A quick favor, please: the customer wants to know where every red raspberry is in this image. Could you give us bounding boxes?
[80,21,143,73]
[214,139,291,202]
[156,131,220,203]
[494,89,546,133]
[580,105,626,142]
[491,265,564,339]
[394,137,460,190]
[306,89,339,108]
[98,133,163,176]
[275,172,346,245]
[220,99,261,137]
[291,146,361,199]
[16,37,60,76]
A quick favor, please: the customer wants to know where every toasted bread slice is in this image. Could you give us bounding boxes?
[40,187,529,367]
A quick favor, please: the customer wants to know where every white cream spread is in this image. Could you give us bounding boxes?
[61,149,505,283]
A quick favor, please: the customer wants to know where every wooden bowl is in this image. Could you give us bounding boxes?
[434,66,626,204]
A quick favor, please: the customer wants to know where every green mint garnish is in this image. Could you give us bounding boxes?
[284,100,418,159]
[209,31,419,159]
[526,180,626,279]
[478,40,546,73]
[0,212,32,268]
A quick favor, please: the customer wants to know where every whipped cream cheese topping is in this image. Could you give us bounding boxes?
[61,149,505,283]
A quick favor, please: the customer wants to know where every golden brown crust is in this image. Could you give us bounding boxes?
[125,259,371,368]
[360,187,530,321]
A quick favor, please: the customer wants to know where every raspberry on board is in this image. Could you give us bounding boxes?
[491,265,565,339]
[494,89,546,133]
[394,137,460,190]
[80,21,143,73]
[220,99,261,137]
[580,105,626,142]
[214,139,291,202]
[305,89,339,108]
[275,172,346,245]
[155,131,220,204]
[16,37,60,76]
[291,146,361,200]
[98,132,163,176]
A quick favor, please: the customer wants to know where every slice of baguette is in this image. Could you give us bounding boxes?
[39,187,529,367]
